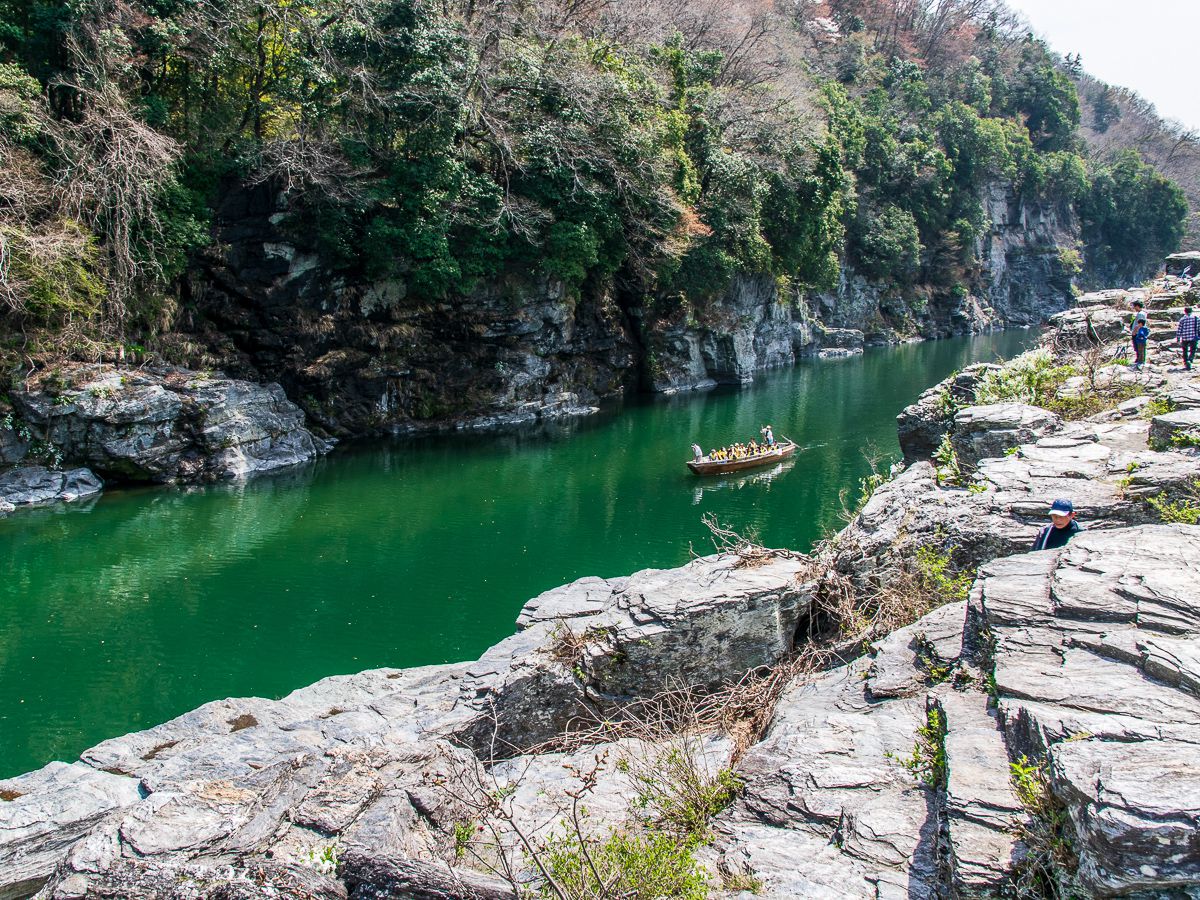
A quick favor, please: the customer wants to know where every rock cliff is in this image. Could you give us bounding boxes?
[0,364,329,512]
[172,182,1077,436]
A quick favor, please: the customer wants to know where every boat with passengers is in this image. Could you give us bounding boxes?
[686,438,798,476]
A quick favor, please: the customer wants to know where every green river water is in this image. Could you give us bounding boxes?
[0,329,1034,777]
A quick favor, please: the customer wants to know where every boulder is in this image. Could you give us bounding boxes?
[950,403,1061,469]
[1150,408,1200,451]
[11,366,329,484]
[896,364,1002,463]
[1047,305,1128,344]
[0,467,102,509]
[455,552,812,756]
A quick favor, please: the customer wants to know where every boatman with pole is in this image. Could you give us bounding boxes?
[760,425,775,447]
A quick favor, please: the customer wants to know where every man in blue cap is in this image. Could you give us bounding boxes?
[1031,498,1082,551]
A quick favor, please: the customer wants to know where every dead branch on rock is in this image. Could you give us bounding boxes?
[525,642,833,763]
[694,513,799,568]
[428,746,568,896]
[801,531,974,659]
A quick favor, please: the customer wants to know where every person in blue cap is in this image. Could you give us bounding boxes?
[1031,498,1082,551]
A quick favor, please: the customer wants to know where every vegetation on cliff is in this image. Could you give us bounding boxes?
[0,0,1190,367]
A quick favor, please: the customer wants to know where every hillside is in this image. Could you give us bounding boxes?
[0,0,1192,433]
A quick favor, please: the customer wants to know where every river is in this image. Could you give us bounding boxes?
[0,329,1035,777]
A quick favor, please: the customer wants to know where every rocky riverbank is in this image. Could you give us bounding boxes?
[0,364,330,516]
[2,284,1198,899]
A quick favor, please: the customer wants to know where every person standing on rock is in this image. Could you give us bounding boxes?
[1031,498,1082,551]
[1176,306,1198,371]
[1130,301,1148,369]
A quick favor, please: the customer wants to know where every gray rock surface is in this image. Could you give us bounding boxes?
[713,658,943,900]
[951,403,1061,469]
[837,414,1197,584]
[0,763,140,900]
[5,310,1200,900]
[9,366,329,483]
[896,364,1001,463]
[937,689,1028,895]
[456,552,811,756]
[975,526,1200,896]
[866,600,966,699]
[2,553,806,899]
[0,467,102,510]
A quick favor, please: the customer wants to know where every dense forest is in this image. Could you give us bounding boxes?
[0,0,1191,378]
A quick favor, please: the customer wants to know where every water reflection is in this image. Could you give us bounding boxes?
[690,457,798,504]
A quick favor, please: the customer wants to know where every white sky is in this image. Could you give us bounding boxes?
[1003,0,1200,132]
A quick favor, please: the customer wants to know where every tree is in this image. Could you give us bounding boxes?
[1081,150,1188,281]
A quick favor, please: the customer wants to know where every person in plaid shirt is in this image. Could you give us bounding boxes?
[1178,306,1199,371]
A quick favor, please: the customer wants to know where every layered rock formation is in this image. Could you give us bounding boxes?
[0,467,102,517]
[0,555,808,899]
[0,365,329,511]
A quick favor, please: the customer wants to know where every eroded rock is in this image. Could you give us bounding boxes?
[951,403,1061,469]
[975,526,1200,896]
[0,467,102,510]
[10,366,329,483]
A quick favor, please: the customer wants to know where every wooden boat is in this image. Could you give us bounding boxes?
[687,439,798,476]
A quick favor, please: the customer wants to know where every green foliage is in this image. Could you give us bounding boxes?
[628,746,740,841]
[1142,397,1175,419]
[933,432,965,486]
[894,708,946,788]
[1056,246,1083,279]
[1008,756,1082,896]
[915,545,973,603]
[453,820,475,859]
[300,842,340,876]
[0,61,44,143]
[1082,150,1189,281]
[973,350,1075,406]
[847,463,895,519]
[540,829,709,900]
[852,204,921,283]
[1005,38,1081,152]
[972,349,1146,420]
[0,221,107,324]
[2,0,1189,355]
[1147,480,1200,525]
